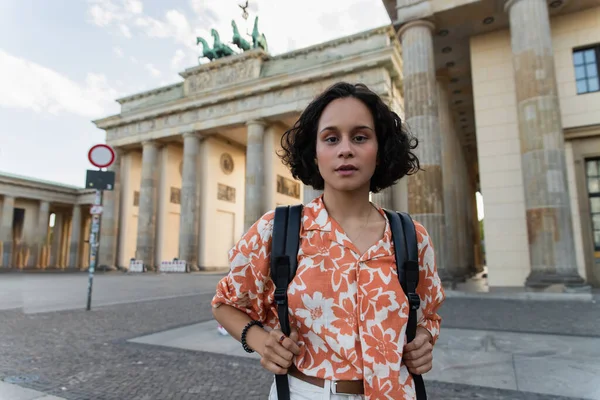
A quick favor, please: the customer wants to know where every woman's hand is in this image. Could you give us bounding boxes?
[259,327,301,375]
[403,327,434,375]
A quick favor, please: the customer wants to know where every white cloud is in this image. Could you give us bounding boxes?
[87,0,133,38]
[124,0,143,14]
[119,24,132,38]
[145,63,161,77]
[88,3,116,26]
[113,46,124,57]
[134,10,196,50]
[171,49,186,69]
[0,49,119,118]
[86,0,391,57]
[87,0,126,27]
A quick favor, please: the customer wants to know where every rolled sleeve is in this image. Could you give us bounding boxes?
[413,221,446,346]
[211,211,278,326]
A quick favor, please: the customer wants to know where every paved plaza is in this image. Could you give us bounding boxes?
[1,272,599,400]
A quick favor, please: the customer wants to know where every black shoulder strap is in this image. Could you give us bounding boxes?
[384,209,427,400]
[270,204,303,400]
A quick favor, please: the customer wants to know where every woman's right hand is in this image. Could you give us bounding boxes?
[259,327,301,374]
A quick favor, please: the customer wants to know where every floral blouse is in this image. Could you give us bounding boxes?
[212,195,445,399]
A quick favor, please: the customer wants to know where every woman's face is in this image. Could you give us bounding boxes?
[315,97,378,194]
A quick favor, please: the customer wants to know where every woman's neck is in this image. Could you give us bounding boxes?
[321,185,372,222]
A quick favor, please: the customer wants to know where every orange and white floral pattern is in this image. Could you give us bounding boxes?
[212,195,445,399]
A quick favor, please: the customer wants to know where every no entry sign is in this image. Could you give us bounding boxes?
[88,144,115,168]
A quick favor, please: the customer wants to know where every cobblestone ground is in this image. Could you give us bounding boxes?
[1,291,595,399]
[440,296,600,337]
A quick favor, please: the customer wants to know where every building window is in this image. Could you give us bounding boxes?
[586,158,600,251]
[573,46,600,94]
[133,191,140,207]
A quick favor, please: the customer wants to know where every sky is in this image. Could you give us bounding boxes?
[0,0,392,188]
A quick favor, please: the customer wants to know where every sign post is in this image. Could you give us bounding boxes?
[85,144,116,311]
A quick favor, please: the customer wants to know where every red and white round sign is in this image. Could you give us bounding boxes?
[88,144,115,168]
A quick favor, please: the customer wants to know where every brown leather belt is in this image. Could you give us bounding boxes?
[288,365,364,395]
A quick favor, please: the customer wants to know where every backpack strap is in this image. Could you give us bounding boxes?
[270,204,303,400]
[384,210,427,400]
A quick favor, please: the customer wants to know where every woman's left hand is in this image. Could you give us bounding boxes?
[402,327,434,375]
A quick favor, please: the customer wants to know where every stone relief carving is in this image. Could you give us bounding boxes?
[170,187,181,204]
[186,58,261,94]
[277,175,300,199]
[217,183,236,203]
[220,153,234,175]
[105,69,382,142]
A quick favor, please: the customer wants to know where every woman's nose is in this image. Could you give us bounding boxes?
[337,138,354,158]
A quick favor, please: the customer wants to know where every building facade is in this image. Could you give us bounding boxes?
[1,0,599,290]
[0,173,96,270]
[382,0,600,288]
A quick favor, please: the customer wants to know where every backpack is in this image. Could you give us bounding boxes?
[270,204,427,400]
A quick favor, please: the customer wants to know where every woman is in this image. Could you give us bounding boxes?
[212,82,445,399]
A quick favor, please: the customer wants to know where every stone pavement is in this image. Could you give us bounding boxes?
[0,273,599,399]
[0,272,225,313]
[130,321,600,399]
[0,381,65,400]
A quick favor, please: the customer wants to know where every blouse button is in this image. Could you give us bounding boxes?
[360,315,365,322]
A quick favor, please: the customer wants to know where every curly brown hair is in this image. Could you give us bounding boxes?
[278,82,420,193]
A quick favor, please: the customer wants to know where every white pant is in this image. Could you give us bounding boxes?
[268,375,365,400]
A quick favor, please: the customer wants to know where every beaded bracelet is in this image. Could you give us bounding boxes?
[241,320,263,353]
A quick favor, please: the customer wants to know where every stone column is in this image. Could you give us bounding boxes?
[68,205,82,268]
[118,152,131,267]
[455,144,469,278]
[136,141,160,269]
[438,80,460,280]
[464,174,476,275]
[397,20,448,279]
[50,212,64,267]
[98,149,122,270]
[505,0,585,287]
[263,126,276,210]
[32,201,50,268]
[303,186,323,203]
[1,196,15,267]
[371,189,393,210]
[392,178,409,212]
[178,133,201,271]
[245,120,267,231]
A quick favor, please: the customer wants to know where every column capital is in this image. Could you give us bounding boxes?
[246,119,267,127]
[182,131,201,139]
[397,19,435,41]
[141,140,159,148]
[111,146,125,157]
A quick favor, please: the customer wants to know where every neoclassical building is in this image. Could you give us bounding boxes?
[1,0,599,290]
[382,0,600,288]
[0,173,96,270]
[92,26,428,273]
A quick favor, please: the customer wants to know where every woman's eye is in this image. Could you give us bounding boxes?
[354,135,368,142]
[325,137,338,143]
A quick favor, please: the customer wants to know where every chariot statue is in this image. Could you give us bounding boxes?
[196,9,268,63]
